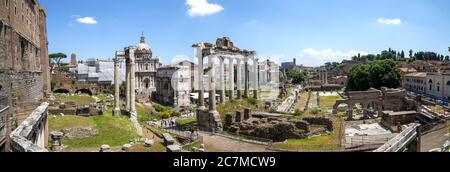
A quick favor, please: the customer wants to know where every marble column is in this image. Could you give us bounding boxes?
[126,59,131,111]
[196,46,206,110]
[244,57,249,98]
[129,49,137,119]
[236,58,242,99]
[113,58,121,116]
[228,57,234,101]
[208,55,217,111]
[219,57,225,104]
[253,57,259,99]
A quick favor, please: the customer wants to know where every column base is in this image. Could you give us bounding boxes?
[113,108,121,116]
[130,111,137,120]
[243,90,249,99]
[237,90,242,99]
[253,90,258,99]
[208,110,223,133]
[228,90,234,101]
[219,90,225,104]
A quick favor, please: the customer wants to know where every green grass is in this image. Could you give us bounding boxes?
[54,94,95,105]
[271,119,343,151]
[320,96,342,109]
[182,141,203,152]
[176,117,197,127]
[217,99,260,119]
[136,103,158,124]
[49,108,139,149]
[49,116,95,132]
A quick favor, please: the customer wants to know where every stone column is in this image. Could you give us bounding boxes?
[253,57,259,99]
[219,57,225,104]
[228,57,234,101]
[126,59,131,112]
[236,58,242,99]
[347,104,354,120]
[208,55,217,111]
[325,70,328,84]
[244,57,249,98]
[113,58,121,116]
[196,46,206,110]
[129,49,137,119]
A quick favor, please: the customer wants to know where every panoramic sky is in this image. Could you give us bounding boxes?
[40,0,450,66]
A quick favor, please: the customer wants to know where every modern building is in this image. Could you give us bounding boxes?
[403,72,427,94]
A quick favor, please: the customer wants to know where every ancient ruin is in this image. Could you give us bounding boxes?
[333,87,417,120]
[193,37,260,133]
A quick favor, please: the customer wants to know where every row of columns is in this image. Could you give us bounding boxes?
[113,48,137,119]
[195,46,259,113]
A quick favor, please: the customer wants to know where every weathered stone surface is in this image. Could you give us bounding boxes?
[225,113,234,126]
[122,144,132,151]
[100,145,112,152]
[167,145,182,152]
[63,127,98,140]
[144,140,155,147]
[244,108,251,120]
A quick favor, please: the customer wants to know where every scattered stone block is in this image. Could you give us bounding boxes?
[122,144,132,151]
[100,145,111,152]
[144,140,154,147]
[167,145,182,152]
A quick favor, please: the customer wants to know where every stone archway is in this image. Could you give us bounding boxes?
[53,89,70,94]
[75,89,93,96]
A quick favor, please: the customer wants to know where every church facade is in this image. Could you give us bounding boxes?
[133,34,160,102]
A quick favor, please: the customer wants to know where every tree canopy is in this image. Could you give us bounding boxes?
[347,59,401,91]
[49,52,67,73]
[286,70,307,85]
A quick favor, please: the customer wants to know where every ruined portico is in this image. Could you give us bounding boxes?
[193,37,260,133]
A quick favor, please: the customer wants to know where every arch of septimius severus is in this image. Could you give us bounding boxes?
[193,37,260,133]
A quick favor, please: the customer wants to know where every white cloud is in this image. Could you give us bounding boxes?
[297,48,369,66]
[186,0,224,17]
[377,18,402,25]
[76,17,98,24]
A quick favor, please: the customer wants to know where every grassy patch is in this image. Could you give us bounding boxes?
[54,94,95,105]
[217,99,259,119]
[50,108,139,150]
[182,141,203,152]
[320,96,342,109]
[136,103,158,123]
[49,115,95,132]
[272,118,343,151]
[176,117,197,127]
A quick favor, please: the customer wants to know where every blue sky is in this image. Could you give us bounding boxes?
[40,0,450,66]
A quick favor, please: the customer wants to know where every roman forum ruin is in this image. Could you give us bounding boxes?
[193,37,260,132]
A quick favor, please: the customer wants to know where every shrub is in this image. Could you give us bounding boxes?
[309,108,321,115]
[291,108,303,116]
[247,97,258,105]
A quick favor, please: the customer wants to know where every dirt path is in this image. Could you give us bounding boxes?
[199,133,270,152]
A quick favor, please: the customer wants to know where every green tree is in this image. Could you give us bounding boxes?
[346,59,401,91]
[347,64,371,91]
[49,52,67,74]
[286,70,306,84]
[409,49,413,58]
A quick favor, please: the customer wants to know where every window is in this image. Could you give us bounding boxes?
[145,64,148,70]
[4,0,8,8]
[437,83,440,92]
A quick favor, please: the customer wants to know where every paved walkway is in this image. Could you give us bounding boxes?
[421,123,449,152]
[199,133,270,152]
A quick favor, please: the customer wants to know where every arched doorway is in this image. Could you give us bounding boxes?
[75,89,93,96]
[53,89,70,94]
